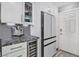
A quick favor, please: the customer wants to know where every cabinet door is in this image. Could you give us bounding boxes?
[22,2,33,26]
[1,2,23,24]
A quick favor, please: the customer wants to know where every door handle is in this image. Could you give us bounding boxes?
[60,33,63,35]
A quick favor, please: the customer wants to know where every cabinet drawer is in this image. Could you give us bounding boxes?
[4,49,27,57]
[2,42,27,56]
[44,38,56,45]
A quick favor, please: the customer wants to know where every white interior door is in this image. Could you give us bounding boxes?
[59,9,79,55]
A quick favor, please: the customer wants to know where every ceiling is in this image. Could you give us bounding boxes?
[52,2,77,7]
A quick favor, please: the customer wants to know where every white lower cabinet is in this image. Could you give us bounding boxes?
[6,50,27,57]
[2,42,27,57]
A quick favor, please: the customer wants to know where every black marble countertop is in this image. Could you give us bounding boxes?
[0,36,39,47]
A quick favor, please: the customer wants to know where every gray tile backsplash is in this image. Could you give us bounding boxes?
[0,24,30,40]
[23,25,31,40]
[0,24,12,41]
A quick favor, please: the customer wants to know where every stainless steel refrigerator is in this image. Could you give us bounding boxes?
[41,11,56,57]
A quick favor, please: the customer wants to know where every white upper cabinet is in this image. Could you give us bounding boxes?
[1,2,23,24]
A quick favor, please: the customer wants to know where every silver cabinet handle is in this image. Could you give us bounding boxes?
[17,55,23,57]
[10,46,22,50]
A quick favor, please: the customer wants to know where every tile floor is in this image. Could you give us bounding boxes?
[55,51,77,57]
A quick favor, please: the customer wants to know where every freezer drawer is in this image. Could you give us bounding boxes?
[44,42,56,57]
[44,37,56,45]
[2,42,27,56]
[4,49,27,57]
